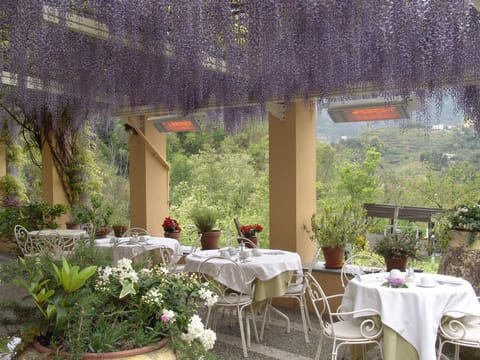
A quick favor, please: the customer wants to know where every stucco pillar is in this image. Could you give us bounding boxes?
[269,101,317,263]
[41,133,69,226]
[128,116,169,236]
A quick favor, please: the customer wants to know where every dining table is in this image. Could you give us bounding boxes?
[94,236,182,267]
[29,229,88,241]
[183,248,303,303]
[342,271,480,360]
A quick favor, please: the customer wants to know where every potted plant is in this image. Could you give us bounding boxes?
[111,209,130,238]
[74,195,114,238]
[373,232,418,271]
[66,204,83,229]
[443,202,480,248]
[0,243,217,359]
[239,223,263,247]
[190,207,220,250]
[162,216,182,241]
[306,201,367,269]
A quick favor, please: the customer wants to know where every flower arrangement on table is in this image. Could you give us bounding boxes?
[162,216,182,233]
[382,277,408,288]
[240,223,263,238]
[0,243,217,359]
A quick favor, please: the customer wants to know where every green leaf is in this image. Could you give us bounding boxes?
[119,280,136,298]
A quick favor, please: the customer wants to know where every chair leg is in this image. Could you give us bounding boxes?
[303,294,312,331]
[297,295,310,343]
[260,299,271,341]
[250,306,259,343]
[314,334,324,360]
[237,307,248,357]
[454,344,460,360]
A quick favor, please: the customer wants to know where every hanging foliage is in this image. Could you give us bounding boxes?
[1,1,480,130]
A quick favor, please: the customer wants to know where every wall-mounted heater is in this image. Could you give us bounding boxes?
[147,112,207,132]
[327,97,419,123]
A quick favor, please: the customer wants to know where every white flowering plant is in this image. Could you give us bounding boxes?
[0,243,217,359]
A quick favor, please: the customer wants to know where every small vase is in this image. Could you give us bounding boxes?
[384,256,407,272]
[164,231,181,241]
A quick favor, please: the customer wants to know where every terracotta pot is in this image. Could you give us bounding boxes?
[95,226,112,238]
[113,225,128,237]
[164,231,181,241]
[31,338,172,359]
[66,223,81,230]
[237,236,258,248]
[321,246,345,269]
[200,230,221,250]
[384,256,407,272]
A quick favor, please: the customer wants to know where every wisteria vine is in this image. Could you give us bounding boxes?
[1,0,480,130]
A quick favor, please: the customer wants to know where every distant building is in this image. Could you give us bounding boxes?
[432,124,444,131]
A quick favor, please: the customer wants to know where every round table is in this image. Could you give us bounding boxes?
[342,272,480,360]
[184,248,303,302]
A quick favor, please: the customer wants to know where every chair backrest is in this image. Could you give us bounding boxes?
[122,227,150,237]
[305,272,335,329]
[198,256,254,298]
[82,222,96,239]
[237,236,257,248]
[341,254,385,288]
[234,217,243,237]
[439,310,480,345]
[14,225,36,256]
[131,246,173,269]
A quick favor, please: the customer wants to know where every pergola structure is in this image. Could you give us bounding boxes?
[2,1,480,262]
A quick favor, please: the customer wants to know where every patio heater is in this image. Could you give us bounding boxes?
[147,112,206,132]
[326,96,420,123]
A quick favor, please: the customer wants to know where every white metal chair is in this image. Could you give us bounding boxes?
[198,256,258,357]
[260,246,322,343]
[437,310,480,360]
[131,245,173,269]
[307,272,384,360]
[122,227,150,237]
[14,225,38,257]
[341,254,385,288]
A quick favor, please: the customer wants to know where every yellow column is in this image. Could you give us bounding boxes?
[269,101,317,263]
[128,116,169,236]
[41,133,69,226]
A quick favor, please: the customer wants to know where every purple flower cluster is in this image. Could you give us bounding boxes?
[2,1,480,131]
[384,277,407,288]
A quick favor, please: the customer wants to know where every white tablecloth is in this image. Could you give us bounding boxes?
[29,229,88,241]
[342,272,480,360]
[94,236,182,266]
[183,249,303,294]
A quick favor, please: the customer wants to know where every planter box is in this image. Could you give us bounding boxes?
[449,229,480,249]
